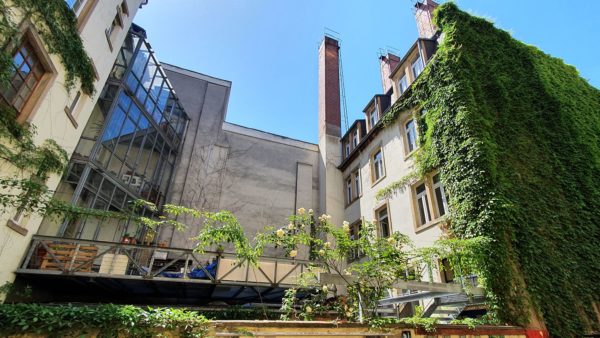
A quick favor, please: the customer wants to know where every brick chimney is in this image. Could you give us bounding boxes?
[317,35,344,228]
[318,36,341,138]
[379,53,400,94]
[415,0,438,39]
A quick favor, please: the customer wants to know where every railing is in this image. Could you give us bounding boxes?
[19,235,318,288]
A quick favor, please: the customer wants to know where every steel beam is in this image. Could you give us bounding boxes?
[378,291,455,306]
[318,272,485,296]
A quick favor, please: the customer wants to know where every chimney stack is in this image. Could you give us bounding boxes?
[318,36,341,138]
[415,0,438,39]
[379,53,400,94]
[317,35,344,228]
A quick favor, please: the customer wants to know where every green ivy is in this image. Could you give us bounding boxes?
[379,3,600,337]
[0,304,210,338]
[0,0,93,222]
[0,0,96,94]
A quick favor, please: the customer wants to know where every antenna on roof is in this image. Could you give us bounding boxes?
[324,27,349,134]
[385,45,402,56]
[324,27,341,39]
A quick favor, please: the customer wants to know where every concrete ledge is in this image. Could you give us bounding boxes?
[212,320,529,337]
[223,122,319,151]
[162,63,232,88]
[6,219,28,236]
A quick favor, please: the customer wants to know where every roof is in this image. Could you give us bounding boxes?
[389,38,437,78]
[161,63,232,88]
[362,94,388,113]
[341,119,366,141]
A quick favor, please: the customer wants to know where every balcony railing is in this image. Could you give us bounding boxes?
[18,235,318,288]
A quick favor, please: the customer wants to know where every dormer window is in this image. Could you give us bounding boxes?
[411,55,424,79]
[352,129,359,147]
[399,74,409,95]
[345,141,351,158]
[367,102,379,131]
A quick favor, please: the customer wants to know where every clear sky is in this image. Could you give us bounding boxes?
[135,0,600,144]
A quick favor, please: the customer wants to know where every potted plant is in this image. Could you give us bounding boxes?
[121,233,135,244]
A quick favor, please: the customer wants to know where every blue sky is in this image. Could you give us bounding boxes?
[135,0,600,144]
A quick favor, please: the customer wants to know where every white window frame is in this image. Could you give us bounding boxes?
[415,182,431,226]
[352,129,359,148]
[411,55,424,79]
[399,74,409,95]
[405,118,418,153]
[346,177,353,204]
[369,109,378,130]
[345,141,351,158]
[376,206,390,238]
[353,169,361,197]
[372,149,384,182]
[432,174,448,217]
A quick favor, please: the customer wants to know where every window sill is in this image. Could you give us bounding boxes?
[64,106,79,128]
[6,219,28,236]
[414,217,444,234]
[371,175,386,188]
[345,196,361,208]
[105,29,114,52]
[404,148,418,161]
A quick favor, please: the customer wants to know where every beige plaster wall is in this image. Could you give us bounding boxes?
[0,0,144,290]
[342,108,445,273]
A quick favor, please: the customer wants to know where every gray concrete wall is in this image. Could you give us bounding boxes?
[160,64,319,256]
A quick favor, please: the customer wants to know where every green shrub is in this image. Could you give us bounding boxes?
[0,304,210,338]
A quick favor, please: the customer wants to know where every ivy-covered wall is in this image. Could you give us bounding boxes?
[381,3,600,337]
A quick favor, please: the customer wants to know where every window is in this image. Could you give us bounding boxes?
[344,141,351,158]
[440,258,454,283]
[376,205,390,238]
[353,169,361,197]
[372,149,385,182]
[65,0,85,13]
[120,0,129,16]
[352,129,359,147]
[412,55,424,79]
[368,103,379,130]
[405,118,417,153]
[346,177,353,204]
[432,173,448,217]
[66,91,81,114]
[412,173,449,230]
[398,74,408,95]
[0,40,46,117]
[6,207,28,235]
[348,221,364,261]
[415,182,431,226]
[105,5,124,50]
[64,90,82,127]
[345,169,361,205]
[369,110,377,129]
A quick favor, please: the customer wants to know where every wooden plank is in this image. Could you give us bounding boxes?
[40,245,98,273]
